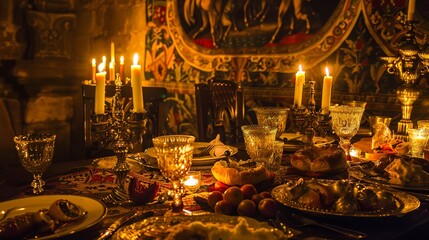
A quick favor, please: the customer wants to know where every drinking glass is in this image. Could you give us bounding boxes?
[408,128,429,158]
[152,135,195,214]
[241,125,277,166]
[264,140,284,173]
[329,105,365,160]
[14,133,56,194]
[253,107,290,139]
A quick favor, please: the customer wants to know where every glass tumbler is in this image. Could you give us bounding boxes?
[408,128,429,158]
[254,107,290,139]
[241,125,277,166]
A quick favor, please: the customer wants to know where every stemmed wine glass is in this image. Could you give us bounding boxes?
[329,105,365,160]
[152,135,195,215]
[14,133,56,194]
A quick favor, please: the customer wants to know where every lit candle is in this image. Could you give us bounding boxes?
[407,0,416,21]
[108,61,115,81]
[91,58,96,84]
[294,65,305,107]
[119,56,124,83]
[131,53,144,113]
[183,171,201,193]
[95,62,106,115]
[102,56,106,65]
[321,67,333,115]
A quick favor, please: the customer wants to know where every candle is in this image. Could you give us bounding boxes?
[407,0,416,21]
[102,56,106,66]
[95,62,106,115]
[183,171,201,193]
[131,53,144,113]
[91,58,96,84]
[109,61,115,81]
[294,65,305,107]
[119,56,124,83]
[321,67,333,114]
[110,42,115,64]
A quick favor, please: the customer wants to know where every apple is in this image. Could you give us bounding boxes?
[260,191,272,199]
[240,184,257,199]
[258,198,279,218]
[251,193,265,206]
[207,191,224,210]
[214,200,235,215]
[237,199,257,217]
[223,186,244,206]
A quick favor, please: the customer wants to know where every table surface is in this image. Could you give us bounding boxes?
[1,144,429,240]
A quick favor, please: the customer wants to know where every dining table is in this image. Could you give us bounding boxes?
[1,142,429,240]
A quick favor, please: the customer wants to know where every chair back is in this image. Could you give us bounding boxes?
[82,84,167,158]
[195,78,244,144]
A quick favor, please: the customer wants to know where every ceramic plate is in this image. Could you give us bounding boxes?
[144,142,238,166]
[112,214,286,240]
[272,180,420,217]
[0,195,107,239]
[281,133,335,152]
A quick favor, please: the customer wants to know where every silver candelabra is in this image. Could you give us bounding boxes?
[290,80,331,146]
[92,77,148,205]
[380,20,429,137]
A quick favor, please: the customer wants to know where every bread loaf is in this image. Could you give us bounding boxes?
[211,160,270,186]
[291,145,347,173]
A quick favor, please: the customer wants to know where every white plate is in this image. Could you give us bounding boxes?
[0,195,107,239]
[112,214,286,239]
[281,133,335,151]
[145,142,238,166]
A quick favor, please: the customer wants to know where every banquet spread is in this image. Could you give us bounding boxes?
[290,145,347,174]
[281,178,399,213]
[0,199,86,239]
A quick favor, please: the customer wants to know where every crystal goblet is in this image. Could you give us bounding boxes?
[152,135,195,215]
[241,125,277,166]
[329,105,365,160]
[253,107,290,139]
[14,133,56,194]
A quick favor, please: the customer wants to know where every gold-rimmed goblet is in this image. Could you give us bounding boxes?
[152,135,195,215]
[14,133,56,194]
[329,105,365,160]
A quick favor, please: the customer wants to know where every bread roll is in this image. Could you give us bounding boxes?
[291,145,347,173]
[211,160,269,186]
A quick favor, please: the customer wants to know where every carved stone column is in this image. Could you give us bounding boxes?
[26,10,76,59]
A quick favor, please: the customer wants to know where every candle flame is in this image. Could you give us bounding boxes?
[109,62,114,68]
[98,62,105,72]
[120,56,124,64]
[133,53,139,65]
[102,56,106,64]
[299,64,302,72]
[92,58,96,66]
[325,67,330,76]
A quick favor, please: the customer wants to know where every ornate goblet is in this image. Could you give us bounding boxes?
[152,135,195,215]
[241,125,277,166]
[329,105,365,160]
[14,133,56,194]
[254,107,290,139]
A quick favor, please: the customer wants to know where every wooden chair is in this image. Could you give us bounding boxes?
[195,77,244,144]
[82,84,167,158]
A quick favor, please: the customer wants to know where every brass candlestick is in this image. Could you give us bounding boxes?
[291,80,331,146]
[92,76,147,205]
[380,20,429,137]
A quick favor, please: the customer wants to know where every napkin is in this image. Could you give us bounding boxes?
[209,134,230,157]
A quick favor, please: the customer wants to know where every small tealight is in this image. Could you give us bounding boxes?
[183,171,201,193]
[350,146,361,158]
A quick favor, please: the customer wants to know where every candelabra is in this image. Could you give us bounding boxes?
[380,20,429,137]
[92,77,148,205]
[290,80,331,146]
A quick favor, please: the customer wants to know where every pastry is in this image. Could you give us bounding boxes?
[290,145,347,173]
[211,160,270,186]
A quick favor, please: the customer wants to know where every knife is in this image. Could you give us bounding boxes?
[97,210,154,240]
